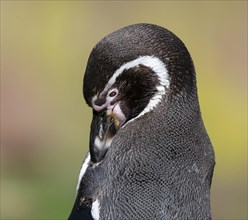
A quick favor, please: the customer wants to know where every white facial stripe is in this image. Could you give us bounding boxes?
[105,55,169,92]
[91,199,100,220]
[107,56,169,126]
[91,55,170,126]
[76,152,91,192]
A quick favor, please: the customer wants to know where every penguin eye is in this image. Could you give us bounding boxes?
[109,91,117,97]
[109,90,118,97]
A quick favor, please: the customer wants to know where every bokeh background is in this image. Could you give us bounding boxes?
[1,1,247,219]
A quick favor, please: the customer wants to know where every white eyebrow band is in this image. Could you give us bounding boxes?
[109,55,170,125]
[92,55,170,125]
[106,55,170,91]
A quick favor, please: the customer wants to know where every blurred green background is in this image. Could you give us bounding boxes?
[1,1,247,219]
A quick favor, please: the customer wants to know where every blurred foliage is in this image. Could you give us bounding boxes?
[1,1,247,220]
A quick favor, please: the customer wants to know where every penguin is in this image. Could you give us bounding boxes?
[68,23,215,220]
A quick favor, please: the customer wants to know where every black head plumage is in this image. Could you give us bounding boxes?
[83,23,196,105]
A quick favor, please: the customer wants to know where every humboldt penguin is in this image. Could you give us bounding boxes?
[68,23,215,220]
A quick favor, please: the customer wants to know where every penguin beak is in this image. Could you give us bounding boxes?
[89,111,116,163]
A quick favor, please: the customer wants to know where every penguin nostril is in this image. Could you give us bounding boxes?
[94,98,106,106]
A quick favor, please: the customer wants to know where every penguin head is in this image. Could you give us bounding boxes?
[83,23,197,163]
